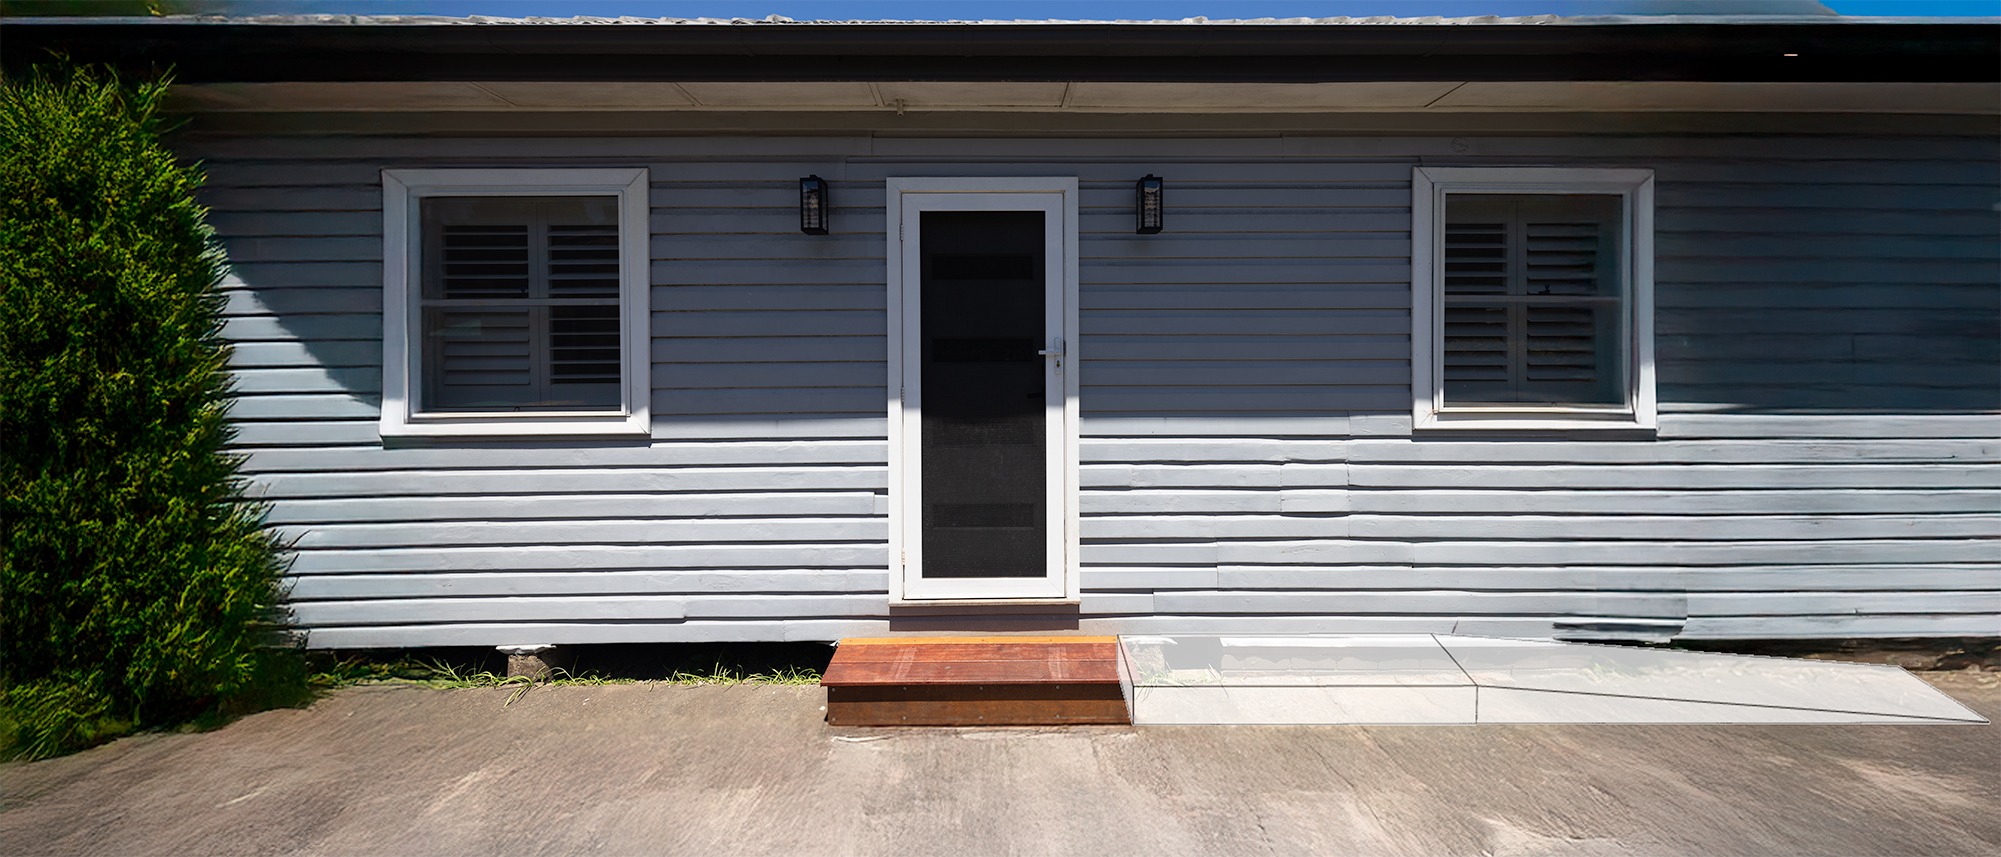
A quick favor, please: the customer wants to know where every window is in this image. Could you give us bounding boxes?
[380,169,649,437]
[1412,168,1655,431]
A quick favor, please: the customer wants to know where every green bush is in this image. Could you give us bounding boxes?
[1,63,296,760]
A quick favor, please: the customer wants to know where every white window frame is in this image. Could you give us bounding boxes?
[1411,167,1656,432]
[379,168,651,438]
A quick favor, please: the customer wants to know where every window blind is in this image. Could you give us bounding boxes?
[420,197,622,412]
[1441,194,1623,407]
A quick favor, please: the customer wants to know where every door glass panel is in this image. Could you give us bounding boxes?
[920,211,1047,579]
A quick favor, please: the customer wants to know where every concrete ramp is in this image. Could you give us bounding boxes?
[1119,634,1987,725]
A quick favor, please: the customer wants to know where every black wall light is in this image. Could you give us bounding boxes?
[799,175,830,235]
[1135,174,1164,234]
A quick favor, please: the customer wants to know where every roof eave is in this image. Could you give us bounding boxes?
[5,19,1997,84]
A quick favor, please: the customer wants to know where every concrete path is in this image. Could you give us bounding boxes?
[4,673,1997,856]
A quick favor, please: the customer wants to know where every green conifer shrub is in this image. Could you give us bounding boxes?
[1,63,295,759]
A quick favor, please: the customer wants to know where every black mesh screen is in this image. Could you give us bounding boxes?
[920,211,1047,579]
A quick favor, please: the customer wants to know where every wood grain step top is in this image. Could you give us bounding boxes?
[822,636,1122,687]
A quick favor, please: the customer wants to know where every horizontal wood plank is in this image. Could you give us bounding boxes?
[825,688,1128,727]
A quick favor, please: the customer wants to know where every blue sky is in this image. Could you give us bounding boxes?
[277,0,2001,18]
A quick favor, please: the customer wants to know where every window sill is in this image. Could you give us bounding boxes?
[1414,411,1657,435]
[378,413,650,439]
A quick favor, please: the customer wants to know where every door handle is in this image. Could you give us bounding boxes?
[1037,337,1064,357]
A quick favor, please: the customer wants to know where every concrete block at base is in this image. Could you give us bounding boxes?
[499,644,570,679]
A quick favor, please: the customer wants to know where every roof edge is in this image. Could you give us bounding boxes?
[8,13,2000,26]
[8,16,1996,85]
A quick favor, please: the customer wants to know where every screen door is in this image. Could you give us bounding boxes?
[891,182,1075,601]
[920,211,1047,579]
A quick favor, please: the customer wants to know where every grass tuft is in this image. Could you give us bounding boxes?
[304,644,827,704]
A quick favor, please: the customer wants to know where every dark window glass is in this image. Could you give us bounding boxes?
[419,196,622,412]
[1441,194,1625,407]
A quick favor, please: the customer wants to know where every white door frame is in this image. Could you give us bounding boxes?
[886,177,1081,603]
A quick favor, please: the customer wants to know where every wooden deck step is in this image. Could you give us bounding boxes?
[822,636,1129,727]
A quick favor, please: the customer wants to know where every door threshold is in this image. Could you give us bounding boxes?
[888,597,1081,613]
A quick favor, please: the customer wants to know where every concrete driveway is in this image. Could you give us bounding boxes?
[4,672,1997,856]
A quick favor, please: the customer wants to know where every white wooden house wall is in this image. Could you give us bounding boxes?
[190,130,2001,648]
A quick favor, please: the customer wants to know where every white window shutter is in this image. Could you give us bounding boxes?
[1442,195,1622,406]
[545,223,620,297]
[543,220,622,405]
[419,196,624,412]
[427,308,535,410]
[437,224,530,298]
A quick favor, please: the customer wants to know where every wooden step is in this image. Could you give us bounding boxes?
[822,636,1129,727]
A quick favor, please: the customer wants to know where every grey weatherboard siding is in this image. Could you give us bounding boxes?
[193,133,2001,649]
